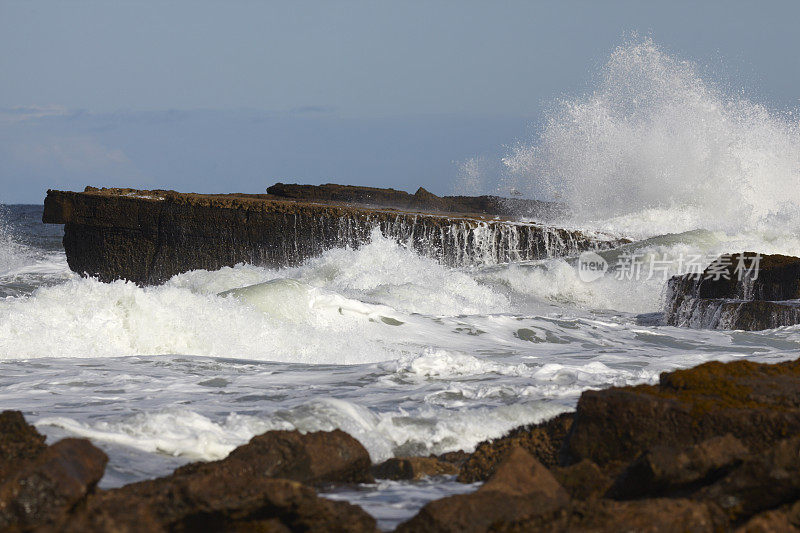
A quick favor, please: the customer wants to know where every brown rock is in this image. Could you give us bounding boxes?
[736,510,800,533]
[51,429,376,532]
[0,438,107,530]
[60,477,376,533]
[565,359,800,469]
[175,429,373,486]
[0,410,47,480]
[498,498,724,533]
[372,457,457,481]
[42,187,625,285]
[696,436,800,523]
[458,413,572,482]
[398,446,569,532]
[608,434,748,499]
[551,460,610,500]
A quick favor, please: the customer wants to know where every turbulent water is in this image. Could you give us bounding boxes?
[2,40,800,530]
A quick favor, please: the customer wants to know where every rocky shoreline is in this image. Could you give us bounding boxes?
[5,356,800,532]
[41,185,626,285]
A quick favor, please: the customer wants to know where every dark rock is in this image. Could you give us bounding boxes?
[397,446,569,532]
[565,359,800,469]
[608,434,748,499]
[50,429,376,532]
[735,501,800,533]
[42,187,625,285]
[664,253,800,330]
[551,460,610,501]
[497,498,725,532]
[59,477,376,533]
[696,253,800,301]
[175,429,373,486]
[372,457,457,481]
[0,410,47,480]
[695,436,800,523]
[0,438,107,530]
[266,182,564,219]
[458,413,572,483]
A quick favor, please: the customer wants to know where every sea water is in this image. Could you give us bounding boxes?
[2,40,800,531]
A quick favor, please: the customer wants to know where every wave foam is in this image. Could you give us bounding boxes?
[502,38,800,238]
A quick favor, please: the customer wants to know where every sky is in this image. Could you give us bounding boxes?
[1,0,799,203]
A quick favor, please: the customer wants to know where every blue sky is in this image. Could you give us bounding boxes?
[1,0,799,203]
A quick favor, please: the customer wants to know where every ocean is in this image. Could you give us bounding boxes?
[2,40,800,530]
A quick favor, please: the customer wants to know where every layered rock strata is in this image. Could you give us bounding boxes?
[664,252,800,330]
[43,186,625,285]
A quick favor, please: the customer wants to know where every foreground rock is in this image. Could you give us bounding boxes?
[61,468,376,532]
[0,413,108,531]
[665,252,800,330]
[42,185,626,284]
[457,413,573,483]
[398,447,569,532]
[389,356,800,531]
[175,429,373,486]
[0,416,376,532]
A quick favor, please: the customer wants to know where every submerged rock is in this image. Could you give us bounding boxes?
[664,252,800,330]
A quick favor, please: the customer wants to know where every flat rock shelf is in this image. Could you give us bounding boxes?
[43,186,627,285]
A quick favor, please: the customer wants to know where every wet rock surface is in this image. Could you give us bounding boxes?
[665,252,800,330]
[42,185,625,284]
[0,416,376,532]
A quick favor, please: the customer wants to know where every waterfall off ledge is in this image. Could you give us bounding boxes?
[42,185,628,285]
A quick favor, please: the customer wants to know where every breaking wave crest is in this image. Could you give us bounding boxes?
[501,38,800,238]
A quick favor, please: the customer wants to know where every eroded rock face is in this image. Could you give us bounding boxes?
[42,187,626,284]
[664,252,800,330]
